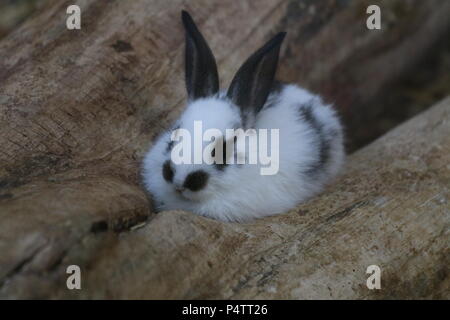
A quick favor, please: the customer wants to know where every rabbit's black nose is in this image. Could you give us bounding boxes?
[183,170,209,191]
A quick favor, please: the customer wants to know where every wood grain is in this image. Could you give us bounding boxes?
[0,0,449,299]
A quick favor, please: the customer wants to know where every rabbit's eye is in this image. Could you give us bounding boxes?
[162,160,174,182]
[211,140,227,161]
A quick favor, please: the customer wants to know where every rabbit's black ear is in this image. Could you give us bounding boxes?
[182,11,219,100]
[227,32,286,114]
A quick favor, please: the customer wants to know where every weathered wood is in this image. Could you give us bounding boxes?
[2,96,449,299]
[0,0,449,299]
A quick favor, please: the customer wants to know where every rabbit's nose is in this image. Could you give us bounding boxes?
[175,186,185,193]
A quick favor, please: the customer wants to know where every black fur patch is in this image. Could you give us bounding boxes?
[262,81,284,110]
[183,170,209,191]
[271,80,285,95]
[166,140,174,153]
[166,126,180,154]
[213,136,239,171]
[213,139,227,171]
[298,102,331,175]
[162,160,174,183]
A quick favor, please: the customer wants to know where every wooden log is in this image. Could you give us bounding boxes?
[2,96,449,299]
[0,0,449,299]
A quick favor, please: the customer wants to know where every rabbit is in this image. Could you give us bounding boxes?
[141,11,344,222]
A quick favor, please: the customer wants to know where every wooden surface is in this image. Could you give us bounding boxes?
[0,0,449,299]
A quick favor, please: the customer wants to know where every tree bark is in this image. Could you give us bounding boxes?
[0,0,449,299]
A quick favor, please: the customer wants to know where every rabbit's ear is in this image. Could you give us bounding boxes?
[227,32,286,114]
[182,11,219,100]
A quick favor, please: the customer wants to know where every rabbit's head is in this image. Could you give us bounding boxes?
[160,11,285,202]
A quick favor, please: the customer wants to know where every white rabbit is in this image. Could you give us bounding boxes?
[142,11,344,222]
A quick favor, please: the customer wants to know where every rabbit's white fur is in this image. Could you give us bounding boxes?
[142,84,344,221]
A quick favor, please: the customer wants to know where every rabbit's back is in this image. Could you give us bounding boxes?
[253,84,344,201]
